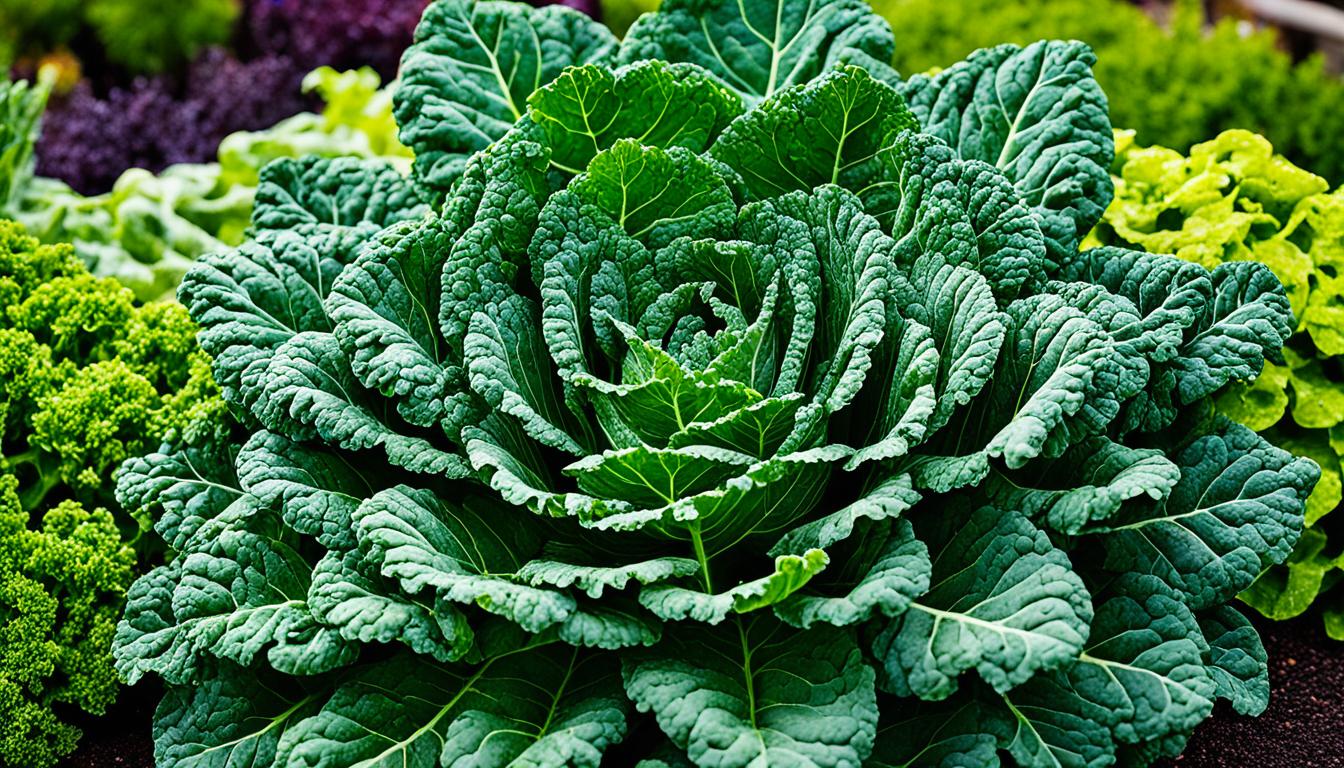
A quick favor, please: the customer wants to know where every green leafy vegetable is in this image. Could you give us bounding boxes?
[1092,128,1344,639]
[113,0,1311,765]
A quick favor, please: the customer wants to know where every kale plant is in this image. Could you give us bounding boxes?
[1092,129,1344,638]
[113,0,1316,765]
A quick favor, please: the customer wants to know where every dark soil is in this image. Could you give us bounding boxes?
[1159,612,1344,768]
[60,612,1344,767]
[61,679,156,768]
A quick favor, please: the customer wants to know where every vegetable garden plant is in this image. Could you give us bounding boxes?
[1092,129,1344,639]
[112,0,1319,765]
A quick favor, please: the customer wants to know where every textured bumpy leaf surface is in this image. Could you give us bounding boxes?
[153,664,324,768]
[1098,423,1316,610]
[278,646,628,768]
[1000,577,1216,767]
[119,7,1316,767]
[1198,606,1270,716]
[528,60,743,174]
[901,41,1114,261]
[869,697,998,768]
[623,617,878,768]
[114,528,355,686]
[710,66,916,201]
[873,505,1092,699]
[117,441,244,551]
[395,0,617,194]
[618,0,899,104]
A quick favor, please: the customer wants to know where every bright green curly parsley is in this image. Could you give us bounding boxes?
[113,1,1316,766]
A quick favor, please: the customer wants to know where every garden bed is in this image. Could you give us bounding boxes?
[1161,614,1344,768]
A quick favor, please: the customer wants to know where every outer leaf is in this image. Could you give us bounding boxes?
[527,60,743,174]
[770,476,930,629]
[152,664,325,768]
[987,437,1181,536]
[999,577,1216,766]
[618,0,899,104]
[1098,422,1317,610]
[951,293,1115,469]
[116,440,244,552]
[236,430,378,550]
[353,485,577,634]
[277,646,628,768]
[251,155,428,261]
[1172,261,1292,404]
[888,256,1004,435]
[113,529,355,686]
[326,216,458,429]
[252,332,468,477]
[179,234,341,412]
[622,617,879,768]
[1198,605,1270,717]
[901,41,1114,261]
[869,696,999,768]
[1054,246,1210,364]
[872,505,1092,699]
[468,293,591,454]
[395,0,617,193]
[518,555,701,599]
[434,134,552,428]
[309,550,473,663]
[871,131,1047,302]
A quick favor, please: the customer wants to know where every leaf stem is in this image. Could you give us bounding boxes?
[690,523,714,594]
[737,617,759,731]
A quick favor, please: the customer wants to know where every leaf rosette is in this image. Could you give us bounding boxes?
[112,0,1317,766]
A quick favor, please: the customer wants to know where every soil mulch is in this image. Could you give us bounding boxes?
[62,679,156,768]
[1159,611,1344,768]
[62,612,1344,767]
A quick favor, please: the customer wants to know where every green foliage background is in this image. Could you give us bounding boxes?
[874,0,1344,185]
[0,0,239,73]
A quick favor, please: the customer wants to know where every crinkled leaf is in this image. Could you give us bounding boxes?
[988,436,1181,536]
[528,60,742,174]
[710,66,916,201]
[901,40,1113,262]
[622,617,878,768]
[277,646,628,768]
[1198,605,1269,717]
[395,0,617,194]
[116,440,244,552]
[618,0,898,104]
[872,505,1092,699]
[569,140,736,250]
[1097,422,1316,610]
[152,663,325,768]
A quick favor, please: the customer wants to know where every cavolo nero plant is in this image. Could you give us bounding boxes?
[113,0,1317,765]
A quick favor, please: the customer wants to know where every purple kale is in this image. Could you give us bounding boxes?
[35,50,310,195]
[246,0,431,79]
[244,0,601,80]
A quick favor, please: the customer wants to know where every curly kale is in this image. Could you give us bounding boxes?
[0,473,134,768]
[0,220,224,515]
